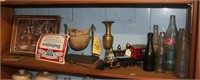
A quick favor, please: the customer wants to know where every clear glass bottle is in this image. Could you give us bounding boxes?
[174,28,190,78]
[164,15,178,71]
[153,25,159,52]
[174,28,184,73]
[155,32,166,73]
[143,33,155,71]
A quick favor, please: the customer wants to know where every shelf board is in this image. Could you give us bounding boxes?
[1,0,192,8]
[1,0,192,5]
[1,1,192,8]
[1,54,178,79]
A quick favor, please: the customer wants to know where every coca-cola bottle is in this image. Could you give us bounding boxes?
[164,15,178,71]
[143,33,155,71]
[174,28,190,78]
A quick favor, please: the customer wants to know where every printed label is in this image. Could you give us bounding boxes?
[164,38,175,46]
[92,35,101,55]
[36,34,70,64]
[40,35,65,50]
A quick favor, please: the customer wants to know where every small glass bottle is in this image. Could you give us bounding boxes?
[153,25,159,52]
[155,32,166,73]
[143,33,155,71]
[164,15,178,71]
[174,28,190,78]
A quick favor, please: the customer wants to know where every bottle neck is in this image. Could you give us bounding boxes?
[158,32,165,47]
[147,35,153,46]
[182,29,187,40]
[146,33,154,53]
[153,29,158,34]
[148,38,153,44]
[153,25,158,34]
[169,15,177,28]
[179,28,184,34]
[178,28,187,40]
[147,33,153,45]
[166,15,178,38]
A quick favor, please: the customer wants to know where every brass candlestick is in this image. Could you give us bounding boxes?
[102,21,114,59]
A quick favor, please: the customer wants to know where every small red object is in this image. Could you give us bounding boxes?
[128,44,146,59]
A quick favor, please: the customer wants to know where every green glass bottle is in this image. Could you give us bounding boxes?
[164,15,178,71]
[143,33,155,71]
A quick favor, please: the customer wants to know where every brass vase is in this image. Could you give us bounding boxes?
[102,21,114,52]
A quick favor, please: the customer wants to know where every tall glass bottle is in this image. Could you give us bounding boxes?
[164,15,178,70]
[174,28,184,73]
[155,32,166,73]
[153,25,159,52]
[143,33,155,71]
[174,28,190,78]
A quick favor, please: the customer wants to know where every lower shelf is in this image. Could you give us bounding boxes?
[1,54,177,79]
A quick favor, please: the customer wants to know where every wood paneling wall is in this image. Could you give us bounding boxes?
[1,7,16,79]
[195,1,200,78]
[1,7,13,55]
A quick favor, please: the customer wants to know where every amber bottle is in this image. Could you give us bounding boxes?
[143,33,155,71]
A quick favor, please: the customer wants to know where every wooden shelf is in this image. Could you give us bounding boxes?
[1,54,178,79]
[1,0,192,6]
[1,0,198,79]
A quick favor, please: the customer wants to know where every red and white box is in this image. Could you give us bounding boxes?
[35,34,70,64]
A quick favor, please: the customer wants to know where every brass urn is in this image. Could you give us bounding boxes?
[102,21,114,52]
